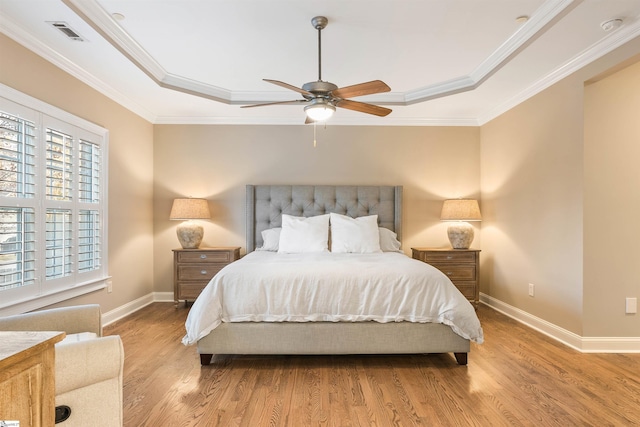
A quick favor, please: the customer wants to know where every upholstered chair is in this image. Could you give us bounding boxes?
[0,304,124,427]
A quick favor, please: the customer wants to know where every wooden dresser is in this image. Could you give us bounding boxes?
[173,247,241,307]
[411,248,480,308]
[0,331,65,427]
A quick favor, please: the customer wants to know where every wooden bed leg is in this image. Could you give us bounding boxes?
[200,354,213,365]
[454,352,468,366]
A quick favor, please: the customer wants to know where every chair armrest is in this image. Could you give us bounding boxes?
[55,335,124,395]
[0,304,102,336]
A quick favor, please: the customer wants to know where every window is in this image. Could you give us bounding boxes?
[0,84,108,315]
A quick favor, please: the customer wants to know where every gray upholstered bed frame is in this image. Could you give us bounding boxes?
[245,185,403,252]
[197,185,470,365]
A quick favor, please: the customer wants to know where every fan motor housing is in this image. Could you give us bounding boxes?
[302,81,338,99]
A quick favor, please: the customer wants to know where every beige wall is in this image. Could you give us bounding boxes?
[480,78,585,333]
[153,125,480,293]
[480,36,640,337]
[584,59,640,337]
[5,21,639,342]
[0,34,155,313]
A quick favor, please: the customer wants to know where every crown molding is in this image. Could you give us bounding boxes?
[62,0,574,108]
[63,0,233,104]
[405,0,576,104]
[153,115,480,127]
[3,0,635,126]
[0,14,158,123]
[478,15,640,125]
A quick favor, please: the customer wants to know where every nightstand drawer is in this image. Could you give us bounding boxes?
[177,265,224,281]
[178,251,232,263]
[453,283,477,299]
[177,283,207,300]
[432,264,476,281]
[421,251,476,263]
[173,247,241,307]
[411,248,480,309]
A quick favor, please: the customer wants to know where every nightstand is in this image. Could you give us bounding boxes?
[173,247,241,307]
[411,248,480,308]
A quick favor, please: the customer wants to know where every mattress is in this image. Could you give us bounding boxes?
[183,251,484,346]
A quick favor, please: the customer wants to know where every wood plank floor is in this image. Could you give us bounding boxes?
[104,303,640,426]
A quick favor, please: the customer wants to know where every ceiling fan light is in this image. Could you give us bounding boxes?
[305,103,336,121]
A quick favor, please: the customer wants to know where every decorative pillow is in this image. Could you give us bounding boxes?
[278,214,330,253]
[379,227,402,252]
[329,213,381,253]
[256,227,281,251]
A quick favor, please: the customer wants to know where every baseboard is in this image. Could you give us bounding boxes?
[101,292,175,326]
[152,292,175,302]
[102,293,154,326]
[102,291,640,352]
[480,293,640,353]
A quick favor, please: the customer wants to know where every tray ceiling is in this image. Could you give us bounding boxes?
[1,0,639,125]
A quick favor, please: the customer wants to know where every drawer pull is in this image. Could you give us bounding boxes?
[200,270,208,275]
[200,254,207,259]
[446,272,453,275]
[446,256,453,259]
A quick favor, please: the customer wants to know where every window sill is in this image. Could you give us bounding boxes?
[0,277,110,316]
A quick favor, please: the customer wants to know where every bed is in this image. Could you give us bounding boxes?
[183,185,483,365]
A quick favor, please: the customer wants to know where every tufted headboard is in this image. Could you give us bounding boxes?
[246,185,403,253]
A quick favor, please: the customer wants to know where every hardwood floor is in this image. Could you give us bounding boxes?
[104,303,640,426]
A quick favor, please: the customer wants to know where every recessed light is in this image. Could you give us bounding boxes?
[515,15,529,24]
[112,12,125,21]
[601,18,623,32]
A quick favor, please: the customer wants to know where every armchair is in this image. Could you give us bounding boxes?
[0,304,124,427]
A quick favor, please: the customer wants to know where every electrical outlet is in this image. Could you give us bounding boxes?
[528,283,535,297]
[107,280,113,293]
[626,297,637,314]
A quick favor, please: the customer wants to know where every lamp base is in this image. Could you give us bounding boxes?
[176,220,204,249]
[447,222,474,249]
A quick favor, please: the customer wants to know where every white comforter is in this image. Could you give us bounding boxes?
[182,251,484,345]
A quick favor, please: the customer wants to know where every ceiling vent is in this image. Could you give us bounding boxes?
[47,21,85,41]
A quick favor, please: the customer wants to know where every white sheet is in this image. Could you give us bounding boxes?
[182,251,484,345]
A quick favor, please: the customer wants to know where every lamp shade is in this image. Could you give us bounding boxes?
[440,199,481,249]
[169,198,211,249]
[169,198,211,220]
[440,199,482,221]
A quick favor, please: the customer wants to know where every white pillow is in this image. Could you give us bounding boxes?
[379,227,402,252]
[256,227,281,251]
[278,214,330,253]
[330,213,381,253]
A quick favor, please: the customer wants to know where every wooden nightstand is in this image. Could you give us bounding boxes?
[173,247,241,307]
[411,248,480,308]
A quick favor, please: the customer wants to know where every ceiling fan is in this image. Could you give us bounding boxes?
[241,16,392,123]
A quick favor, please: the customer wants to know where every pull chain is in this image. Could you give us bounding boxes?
[313,121,317,148]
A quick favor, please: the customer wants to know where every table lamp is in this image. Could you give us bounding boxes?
[440,199,482,249]
[169,198,211,249]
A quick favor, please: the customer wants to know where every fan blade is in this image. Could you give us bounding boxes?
[335,99,392,117]
[305,116,315,124]
[241,100,308,109]
[264,79,313,96]
[332,80,391,99]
